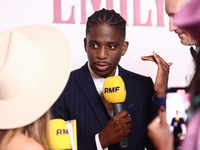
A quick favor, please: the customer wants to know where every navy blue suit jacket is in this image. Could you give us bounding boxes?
[52,63,157,150]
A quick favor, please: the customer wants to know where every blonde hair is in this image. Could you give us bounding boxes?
[26,110,51,149]
[0,110,51,150]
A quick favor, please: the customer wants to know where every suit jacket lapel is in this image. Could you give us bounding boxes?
[77,63,110,128]
[118,65,130,107]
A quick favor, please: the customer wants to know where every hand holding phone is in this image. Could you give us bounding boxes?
[166,88,190,149]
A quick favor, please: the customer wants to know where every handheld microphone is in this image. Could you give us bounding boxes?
[103,76,128,149]
[47,119,72,150]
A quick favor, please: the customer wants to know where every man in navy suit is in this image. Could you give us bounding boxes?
[52,8,172,150]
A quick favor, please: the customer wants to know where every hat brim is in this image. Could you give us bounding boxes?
[0,25,71,129]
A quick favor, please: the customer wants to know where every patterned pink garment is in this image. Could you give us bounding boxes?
[181,108,200,150]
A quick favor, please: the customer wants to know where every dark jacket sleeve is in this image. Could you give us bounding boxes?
[51,71,99,150]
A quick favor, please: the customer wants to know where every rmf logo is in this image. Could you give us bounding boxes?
[104,86,120,93]
[56,129,69,135]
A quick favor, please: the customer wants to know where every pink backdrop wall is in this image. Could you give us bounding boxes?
[0,0,193,87]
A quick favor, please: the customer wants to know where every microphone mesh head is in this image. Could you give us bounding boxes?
[47,119,72,149]
[103,76,126,103]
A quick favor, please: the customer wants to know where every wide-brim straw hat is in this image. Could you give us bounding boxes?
[173,0,200,41]
[0,25,71,129]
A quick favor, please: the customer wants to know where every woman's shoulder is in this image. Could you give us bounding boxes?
[20,135,44,150]
[8,131,44,150]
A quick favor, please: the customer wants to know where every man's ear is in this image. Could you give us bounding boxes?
[122,41,129,56]
[84,38,87,52]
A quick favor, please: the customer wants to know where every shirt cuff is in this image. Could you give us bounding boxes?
[95,133,108,150]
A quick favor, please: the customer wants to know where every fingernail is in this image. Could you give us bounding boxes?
[159,105,166,111]
[156,118,161,124]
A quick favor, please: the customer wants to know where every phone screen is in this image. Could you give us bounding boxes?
[166,88,190,149]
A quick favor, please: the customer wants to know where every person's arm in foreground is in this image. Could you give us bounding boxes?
[147,106,174,150]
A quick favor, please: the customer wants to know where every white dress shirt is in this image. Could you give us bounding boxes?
[180,46,199,87]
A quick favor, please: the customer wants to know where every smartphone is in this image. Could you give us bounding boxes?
[166,87,190,150]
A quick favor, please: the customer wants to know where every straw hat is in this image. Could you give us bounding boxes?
[0,25,71,129]
[173,0,200,41]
